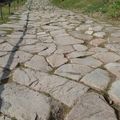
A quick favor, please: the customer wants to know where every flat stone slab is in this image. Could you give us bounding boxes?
[81,68,111,91]
[47,54,68,68]
[55,45,74,54]
[0,83,51,120]
[55,64,93,81]
[70,56,103,68]
[25,55,52,72]
[69,31,93,41]
[67,51,94,59]
[105,63,120,78]
[73,44,88,51]
[108,80,120,105]
[54,35,84,45]
[13,68,89,107]
[20,43,47,54]
[93,52,120,63]
[65,92,117,120]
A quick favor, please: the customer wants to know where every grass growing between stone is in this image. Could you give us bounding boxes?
[51,0,120,19]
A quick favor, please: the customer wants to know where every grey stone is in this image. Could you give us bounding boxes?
[55,64,93,81]
[70,56,102,68]
[25,55,52,72]
[67,51,94,59]
[13,69,89,107]
[105,63,120,78]
[81,68,111,91]
[65,92,117,120]
[73,44,88,51]
[47,54,68,68]
[109,80,120,105]
[93,52,120,63]
[0,83,51,120]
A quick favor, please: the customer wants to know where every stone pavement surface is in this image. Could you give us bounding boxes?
[0,0,120,119]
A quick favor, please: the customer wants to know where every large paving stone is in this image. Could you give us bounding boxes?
[93,52,120,63]
[25,55,52,72]
[65,92,117,120]
[38,43,56,56]
[55,64,93,81]
[70,56,103,68]
[20,43,47,54]
[89,47,108,53]
[73,44,88,51]
[47,54,68,68]
[105,63,120,78]
[55,45,74,54]
[0,83,51,120]
[54,35,84,45]
[67,51,94,59]
[68,31,93,41]
[81,68,111,91]
[13,68,89,107]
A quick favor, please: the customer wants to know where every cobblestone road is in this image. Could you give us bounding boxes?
[0,0,120,119]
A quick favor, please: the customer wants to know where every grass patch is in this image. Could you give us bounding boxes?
[51,0,120,19]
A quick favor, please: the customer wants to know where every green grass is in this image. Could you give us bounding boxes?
[0,0,26,24]
[51,0,120,19]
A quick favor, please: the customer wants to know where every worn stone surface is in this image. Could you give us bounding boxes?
[105,63,120,78]
[47,54,68,68]
[0,83,51,120]
[81,68,111,91]
[25,55,52,72]
[65,92,117,120]
[109,80,120,105]
[13,69,89,107]
[70,56,103,68]
[0,0,120,118]
[93,52,120,63]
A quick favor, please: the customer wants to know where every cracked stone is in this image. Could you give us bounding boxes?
[55,64,93,81]
[73,44,88,51]
[81,68,111,91]
[55,45,74,54]
[93,52,120,63]
[25,55,52,72]
[65,92,117,120]
[105,63,120,78]
[47,54,68,68]
[70,56,102,68]
[13,70,89,107]
[67,51,94,59]
[0,83,51,120]
[38,43,56,56]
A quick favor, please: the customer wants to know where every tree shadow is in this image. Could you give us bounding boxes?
[0,1,31,113]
